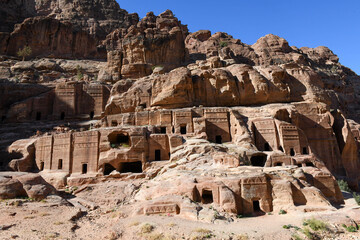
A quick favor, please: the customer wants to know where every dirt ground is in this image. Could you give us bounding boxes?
[0,181,359,240]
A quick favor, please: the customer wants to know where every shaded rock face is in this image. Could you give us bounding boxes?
[6,17,105,59]
[0,0,139,59]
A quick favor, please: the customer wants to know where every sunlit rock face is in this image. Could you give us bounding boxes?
[1,0,360,221]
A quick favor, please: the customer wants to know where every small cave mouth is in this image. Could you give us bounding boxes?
[201,189,213,204]
[274,162,283,167]
[305,162,314,167]
[104,163,116,175]
[253,200,261,212]
[118,161,142,173]
[250,155,267,167]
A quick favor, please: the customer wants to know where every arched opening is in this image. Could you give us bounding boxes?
[297,164,302,167]
[302,147,308,155]
[264,142,270,151]
[274,162,283,167]
[118,161,142,173]
[305,162,314,167]
[180,125,187,135]
[201,189,213,204]
[250,155,267,167]
[216,135,222,144]
[278,146,284,152]
[90,111,94,119]
[172,126,175,133]
[253,200,261,212]
[82,163,88,174]
[104,163,116,175]
[111,121,117,127]
[155,150,161,161]
[36,112,41,121]
[40,162,44,171]
[290,148,295,156]
[58,159,63,169]
[60,112,65,120]
[139,103,147,108]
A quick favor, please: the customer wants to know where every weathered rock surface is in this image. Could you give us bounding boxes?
[1,0,360,226]
[101,10,188,81]
[0,0,139,59]
[0,172,56,200]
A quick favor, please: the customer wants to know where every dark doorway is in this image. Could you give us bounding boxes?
[40,162,44,171]
[297,164,302,167]
[60,112,65,120]
[264,142,270,151]
[279,146,284,152]
[155,150,161,161]
[58,159,63,169]
[90,111,94,119]
[305,162,314,167]
[82,163,88,174]
[290,148,295,156]
[302,147,308,154]
[201,190,213,204]
[172,126,175,133]
[111,121,117,127]
[1,115,6,122]
[160,127,166,134]
[275,162,283,166]
[104,163,116,175]
[36,112,41,121]
[253,200,261,212]
[116,134,129,144]
[250,155,266,167]
[139,103,147,108]
[180,125,187,135]
[216,135,222,144]
[119,161,142,173]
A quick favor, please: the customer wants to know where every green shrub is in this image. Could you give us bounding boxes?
[342,224,358,232]
[76,65,83,81]
[353,192,360,205]
[291,234,304,240]
[279,209,287,215]
[302,228,314,239]
[219,41,228,48]
[337,179,352,192]
[283,224,291,229]
[303,218,328,231]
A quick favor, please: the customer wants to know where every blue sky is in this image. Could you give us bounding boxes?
[118,1,360,74]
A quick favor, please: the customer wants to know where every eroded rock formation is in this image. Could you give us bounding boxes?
[1,0,360,221]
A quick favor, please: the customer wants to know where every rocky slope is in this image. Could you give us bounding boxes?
[1,1,360,239]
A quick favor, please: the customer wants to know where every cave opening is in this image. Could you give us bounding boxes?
[250,155,266,167]
[201,190,213,204]
[104,163,116,175]
[119,161,142,173]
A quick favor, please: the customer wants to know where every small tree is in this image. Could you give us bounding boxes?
[17,46,32,61]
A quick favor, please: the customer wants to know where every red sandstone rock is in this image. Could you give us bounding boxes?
[2,0,360,223]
